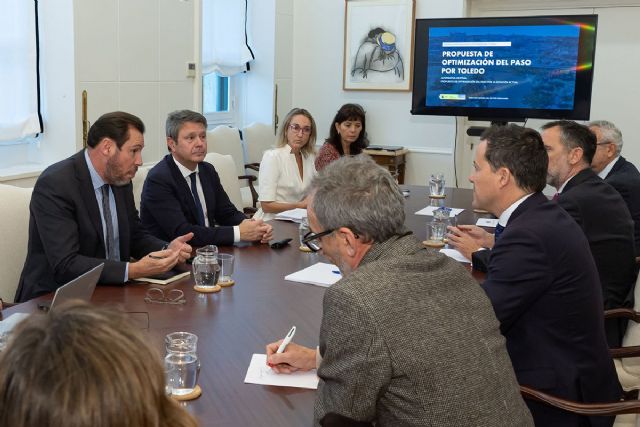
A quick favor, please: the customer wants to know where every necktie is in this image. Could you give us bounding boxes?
[189,172,206,226]
[494,223,505,241]
[101,184,116,260]
[552,192,560,201]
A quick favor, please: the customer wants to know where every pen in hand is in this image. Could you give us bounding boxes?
[276,326,296,353]
[148,254,166,260]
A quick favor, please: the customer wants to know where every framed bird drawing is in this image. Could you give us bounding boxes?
[343,0,415,91]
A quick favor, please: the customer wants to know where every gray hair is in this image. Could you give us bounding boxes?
[588,120,623,156]
[309,155,405,243]
[165,110,207,141]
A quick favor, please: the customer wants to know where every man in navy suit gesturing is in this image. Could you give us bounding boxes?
[141,110,272,247]
[450,124,621,427]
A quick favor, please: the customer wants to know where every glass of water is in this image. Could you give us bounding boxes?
[165,332,198,355]
[429,173,446,197]
[299,217,311,251]
[165,352,199,396]
[427,221,447,243]
[217,253,235,285]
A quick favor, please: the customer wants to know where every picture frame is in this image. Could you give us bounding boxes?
[343,0,416,91]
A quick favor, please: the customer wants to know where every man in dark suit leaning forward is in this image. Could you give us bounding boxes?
[453,124,621,427]
[16,112,193,302]
[542,120,636,347]
[141,110,272,247]
[264,156,533,426]
[589,119,640,257]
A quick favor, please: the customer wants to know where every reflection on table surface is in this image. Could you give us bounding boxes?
[2,186,492,426]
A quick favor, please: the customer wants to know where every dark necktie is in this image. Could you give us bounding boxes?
[189,172,206,226]
[494,223,505,242]
[552,192,560,201]
[101,184,116,260]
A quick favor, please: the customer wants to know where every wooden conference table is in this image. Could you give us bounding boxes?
[2,186,493,426]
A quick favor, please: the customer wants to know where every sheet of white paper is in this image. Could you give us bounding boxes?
[476,218,499,227]
[415,206,465,216]
[285,262,342,288]
[274,208,307,223]
[244,354,319,389]
[439,248,471,263]
[0,313,30,336]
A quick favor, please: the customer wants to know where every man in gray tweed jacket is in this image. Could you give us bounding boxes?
[266,155,533,426]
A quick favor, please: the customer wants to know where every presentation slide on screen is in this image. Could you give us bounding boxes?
[425,25,581,110]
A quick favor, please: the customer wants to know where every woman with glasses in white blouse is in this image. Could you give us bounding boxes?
[254,108,318,221]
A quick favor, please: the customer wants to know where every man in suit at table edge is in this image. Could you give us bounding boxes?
[141,110,272,247]
[449,120,636,348]
[15,111,192,303]
[449,124,621,427]
[589,119,640,258]
[265,155,534,427]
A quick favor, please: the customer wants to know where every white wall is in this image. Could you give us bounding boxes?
[291,0,464,186]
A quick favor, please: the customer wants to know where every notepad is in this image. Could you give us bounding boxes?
[244,354,319,389]
[135,271,191,285]
[274,208,307,223]
[285,262,342,288]
[415,206,464,216]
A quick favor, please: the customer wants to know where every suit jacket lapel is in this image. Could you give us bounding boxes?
[610,156,625,175]
[197,163,216,226]
[508,192,547,224]
[74,150,107,256]
[166,155,200,224]
[562,168,593,193]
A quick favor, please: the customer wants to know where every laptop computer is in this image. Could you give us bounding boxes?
[38,263,104,312]
[0,264,103,349]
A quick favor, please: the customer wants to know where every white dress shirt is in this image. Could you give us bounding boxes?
[172,156,240,242]
[254,145,317,221]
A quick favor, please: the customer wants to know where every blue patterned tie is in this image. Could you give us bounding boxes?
[101,184,116,260]
[189,172,206,226]
[494,223,505,241]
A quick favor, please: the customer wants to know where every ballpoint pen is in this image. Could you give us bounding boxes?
[276,326,296,353]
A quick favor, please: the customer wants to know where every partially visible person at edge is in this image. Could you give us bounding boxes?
[0,301,199,427]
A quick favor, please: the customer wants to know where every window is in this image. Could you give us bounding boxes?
[0,0,42,143]
[201,0,253,127]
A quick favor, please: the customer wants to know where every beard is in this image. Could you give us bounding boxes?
[105,154,136,186]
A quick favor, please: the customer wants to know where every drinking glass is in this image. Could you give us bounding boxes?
[427,221,447,243]
[165,331,198,355]
[192,245,220,289]
[217,253,235,284]
[165,352,199,396]
[429,173,446,197]
[299,217,310,249]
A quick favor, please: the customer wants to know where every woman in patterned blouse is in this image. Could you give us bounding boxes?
[315,104,369,171]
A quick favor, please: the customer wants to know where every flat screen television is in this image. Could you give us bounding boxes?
[411,15,598,121]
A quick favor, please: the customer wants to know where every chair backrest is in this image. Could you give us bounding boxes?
[204,152,244,210]
[0,184,33,301]
[132,165,150,211]
[619,273,640,375]
[207,126,246,177]
[243,122,275,165]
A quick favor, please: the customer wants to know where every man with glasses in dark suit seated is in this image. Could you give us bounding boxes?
[264,155,533,427]
[450,124,621,427]
[589,119,640,258]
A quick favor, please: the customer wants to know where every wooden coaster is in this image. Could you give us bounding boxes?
[429,194,446,199]
[172,384,202,401]
[423,240,445,248]
[299,245,312,253]
[218,279,235,288]
[193,284,221,293]
[473,208,490,214]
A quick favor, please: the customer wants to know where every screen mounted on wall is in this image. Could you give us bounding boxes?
[410,15,598,120]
